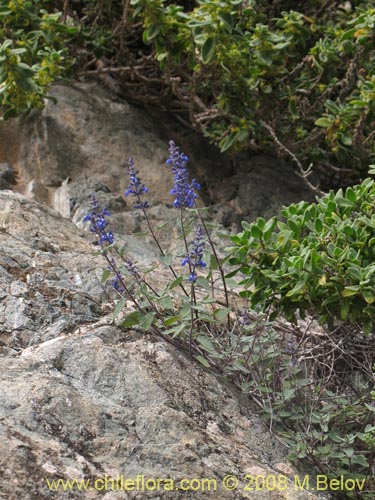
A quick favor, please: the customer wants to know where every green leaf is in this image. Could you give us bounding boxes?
[3,108,18,120]
[213,307,230,321]
[159,254,173,266]
[335,196,356,208]
[341,300,350,320]
[195,276,210,289]
[158,296,173,309]
[282,388,295,400]
[340,133,352,146]
[139,312,155,330]
[287,219,300,234]
[187,19,212,28]
[315,117,333,127]
[241,220,252,231]
[218,12,233,32]
[352,455,369,467]
[209,254,218,270]
[219,131,237,152]
[315,218,323,232]
[9,48,27,55]
[251,225,263,239]
[197,335,215,352]
[288,98,298,119]
[256,50,273,65]
[143,25,160,42]
[286,280,305,297]
[101,269,111,283]
[201,37,216,64]
[163,315,180,326]
[362,290,375,304]
[1,40,13,51]
[114,298,126,319]
[0,82,11,95]
[342,286,360,297]
[234,128,249,144]
[121,311,142,327]
[16,77,38,92]
[350,99,367,107]
[341,28,357,41]
[164,323,186,337]
[263,217,277,237]
[344,448,355,457]
[195,355,210,368]
[12,62,35,78]
[345,187,356,202]
[167,276,184,290]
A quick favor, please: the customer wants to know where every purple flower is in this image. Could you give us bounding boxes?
[125,157,149,209]
[121,258,140,283]
[238,307,251,326]
[285,336,299,366]
[167,140,200,208]
[83,194,114,246]
[112,271,125,293]
[107,258,126,293]
[182,225,206,282]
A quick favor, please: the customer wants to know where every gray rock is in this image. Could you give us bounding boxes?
[0,81,328,500]
[0,83,175,206]
[25,179,49,204]
[212,155,316,226]
[0,190,325,500]
[0,82,316,230]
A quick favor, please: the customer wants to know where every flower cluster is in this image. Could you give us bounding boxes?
[238,307,251,326]
[112,270,125,293]
[167,140,200,208]
[123,258,138,277]
[83,194,114,245]
[125,157,149,209]
[109,258,139,292]
[285,336,299,366]
[181,225,206,281]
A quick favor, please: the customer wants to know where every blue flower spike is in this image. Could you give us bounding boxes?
[181,225,206,282]
[167,140,200,209]
[83,194,114,246]
[125,157,150,209]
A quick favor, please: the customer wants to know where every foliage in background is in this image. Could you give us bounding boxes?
[84,142,375,498]
[3,0,375,186]
[225,167,375,496]
[128,0,375,185]
[3,0,375,494]
[227,172,375,333]
[0,0,78,118]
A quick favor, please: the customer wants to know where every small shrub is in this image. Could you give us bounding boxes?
[0,0,78,118]
[84,144,375,499]
[227,173,375,333]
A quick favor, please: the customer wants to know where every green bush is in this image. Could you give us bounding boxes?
[130,0,375,180]
[3,1,375,182]
[0,0,78,118]
[226,169,375,496]
[227,171,375,333]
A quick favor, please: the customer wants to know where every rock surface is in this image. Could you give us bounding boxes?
[0,82,315,229]
[0,192,325,500]
[0,82,327,500]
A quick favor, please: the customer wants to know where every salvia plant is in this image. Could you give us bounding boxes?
[84,143,375,499]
